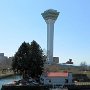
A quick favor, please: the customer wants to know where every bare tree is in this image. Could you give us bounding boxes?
[80,61,87,71]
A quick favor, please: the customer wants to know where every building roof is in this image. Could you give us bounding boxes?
[47,72,68,77]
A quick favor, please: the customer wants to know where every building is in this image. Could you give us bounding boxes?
[0,53,4,57]
[40,72,73,86]
[0,53,8,62]
[42,9,59,65]
[0,53,12,69]
[53,57,59,64]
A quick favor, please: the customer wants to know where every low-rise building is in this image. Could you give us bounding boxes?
[40,72,73,86]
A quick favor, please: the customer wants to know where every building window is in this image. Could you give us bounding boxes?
[49,80,51,83]
[65,79,68,83]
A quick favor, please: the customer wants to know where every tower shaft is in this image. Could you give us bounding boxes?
[46,19,55,63]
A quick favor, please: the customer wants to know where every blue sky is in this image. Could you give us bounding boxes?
[0,0,90,65]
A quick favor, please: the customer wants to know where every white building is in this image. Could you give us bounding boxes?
[40,72,73,86]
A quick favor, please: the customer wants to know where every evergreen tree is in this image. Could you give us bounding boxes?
[12,40,45,80]
[12,42,31,78]
[29,40,44,79]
